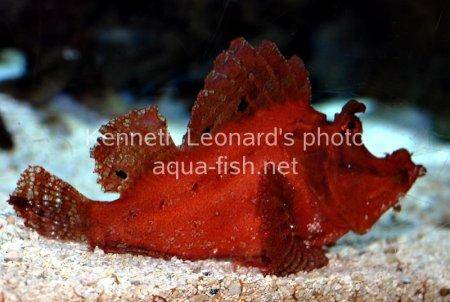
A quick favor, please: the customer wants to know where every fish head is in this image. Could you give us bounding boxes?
[324,100,426,233]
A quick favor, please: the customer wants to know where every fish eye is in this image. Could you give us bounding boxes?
[203,126,212,134]
[341,120,357,133]
[115,170,128,180]
[237,99,249,112]
[347,120,357,130]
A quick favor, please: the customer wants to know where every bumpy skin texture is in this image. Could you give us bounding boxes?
[8,38,425,276]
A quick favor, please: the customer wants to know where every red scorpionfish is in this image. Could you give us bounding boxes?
[8,38,425,276]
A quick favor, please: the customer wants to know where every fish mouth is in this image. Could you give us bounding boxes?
[327,102,426,234]
[354,149,426,233]
[386,148,426,185]
[413,164,427,180]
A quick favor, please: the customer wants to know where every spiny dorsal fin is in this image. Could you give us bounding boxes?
[186,38,311,145]
[91,106,176,194]
[257,40,311,102]
[287,55,311,101]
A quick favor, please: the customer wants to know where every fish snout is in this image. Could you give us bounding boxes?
[414,164,427,178]
[388,149,426,185]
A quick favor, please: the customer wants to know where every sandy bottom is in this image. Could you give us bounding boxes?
[0,95,449,301]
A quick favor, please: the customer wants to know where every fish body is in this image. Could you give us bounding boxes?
[8,38,424,276]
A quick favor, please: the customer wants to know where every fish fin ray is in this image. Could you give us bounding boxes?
[240,171,327,275]
[8,166,91,241]
[91,106,176,194]
[258,40,310,102]
[186,37,311,144]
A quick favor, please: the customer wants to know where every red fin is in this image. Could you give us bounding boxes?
[271,238,328,276]
[257,40,309,102]
[8,166,91,241]
[227,37,283,104]
[186,37,311,144]
[242,172,328,276]
[288,55,311,101]
[91,106,177,194]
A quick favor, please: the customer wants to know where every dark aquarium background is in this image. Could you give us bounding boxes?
[0,0,448,141]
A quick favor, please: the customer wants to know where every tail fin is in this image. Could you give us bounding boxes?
[8,166,91,241]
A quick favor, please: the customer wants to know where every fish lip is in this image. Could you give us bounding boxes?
[409,164,426,185]
[386,148,426,182]
[415,164,427,177]
[401,150,426,180]
[402,163,426,187]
